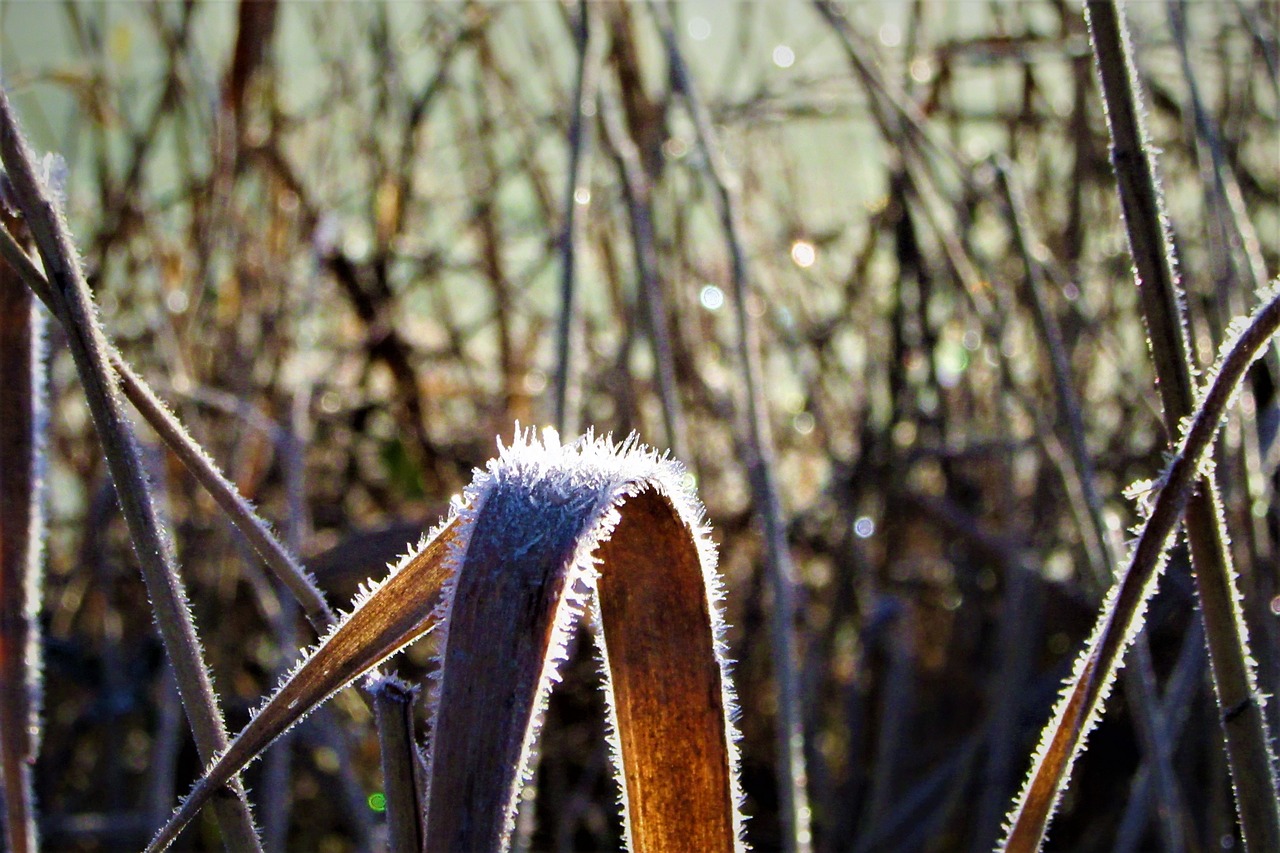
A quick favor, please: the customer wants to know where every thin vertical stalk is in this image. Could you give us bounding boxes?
[145,669,184,832]
[0,216,44,853]
[598,83,688,464]
[372,676,426,853]
[650,4,812,851]
[553,0,607,434]
[1085,4,1280,850]
[1114,623,1206,853]
[0,87,263,852]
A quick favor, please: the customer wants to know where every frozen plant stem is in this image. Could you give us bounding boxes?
[1002,283,1280,851]
[0,216,44,853]
[0,87,263,852]
[144,430,745,853]
[650,4,812,852]
[1085,3,1280,850]
[372,677,425,853]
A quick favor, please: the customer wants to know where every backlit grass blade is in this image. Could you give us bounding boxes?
[147,427,744,853]
[144,516,462,852]
[594,487,742,851]
[423,428,743,852]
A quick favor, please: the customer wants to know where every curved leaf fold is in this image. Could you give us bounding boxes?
[147,427,744,853]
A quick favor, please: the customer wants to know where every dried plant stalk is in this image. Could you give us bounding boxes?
[0,217,46,853]
[1083,3,1280,849]
[552,0,607,434]
[1000,283,1280,851]
[371,676,426,853]
[145,429,744,853]
[0,86,263,851]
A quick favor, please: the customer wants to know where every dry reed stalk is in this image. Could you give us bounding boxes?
[599,78,688,465]
[0,85,264,852]
[371,675,426,853]
[0,212,45,853]
[1082,3,1280,850]
[553,0,607,435]
[1000,282,1280,851]
[143,428,744,852]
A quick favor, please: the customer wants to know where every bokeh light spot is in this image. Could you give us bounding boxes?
[700,284,725,311]
[790,240,816,268]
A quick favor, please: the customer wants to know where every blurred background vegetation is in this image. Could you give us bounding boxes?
[1,0,1277,850]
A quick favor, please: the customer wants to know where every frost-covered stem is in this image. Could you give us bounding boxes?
[552,0,606,435]
[994,160,1187,852]
[1085,0,1194,415]
[0,217,44,853]
[372,677,425,853]
[117,358,335,633]
[0,220,334,637]
[1001,285,1280,851]
[651,5,811,851]
[0,87,263,852]
[1085,4,1280,849]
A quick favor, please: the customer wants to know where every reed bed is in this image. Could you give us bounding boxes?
[0,1,1277,851]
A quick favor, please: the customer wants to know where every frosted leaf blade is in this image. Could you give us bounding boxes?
[145,519,459,853]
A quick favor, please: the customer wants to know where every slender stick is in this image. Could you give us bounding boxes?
[0,86,264,852]
[372,676,426,853]
[599,82,688,464]
[1085,4,1280,849]
[1113,623,1205,853]
[650,4,812,851]
[552,0,607,434]
[0,215,44,853]
[1002,283,1280,851]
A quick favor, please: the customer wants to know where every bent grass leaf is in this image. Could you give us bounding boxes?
[147,428,744,853]
[1000,283,1280,852]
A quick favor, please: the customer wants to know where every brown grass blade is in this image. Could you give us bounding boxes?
[595,488,740,850]
[1000,282,1280,851]
[144,517,460,852]
[423,429,743,852]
